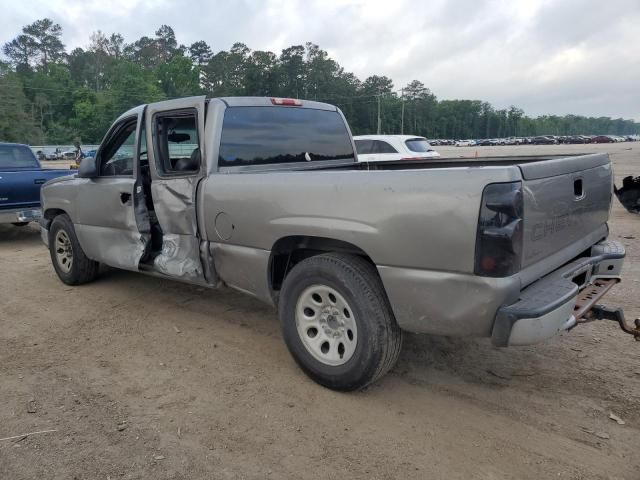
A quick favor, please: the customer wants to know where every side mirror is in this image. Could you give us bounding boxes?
[78,156,98,178]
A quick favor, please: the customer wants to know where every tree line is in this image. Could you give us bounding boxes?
[1,19,638,145]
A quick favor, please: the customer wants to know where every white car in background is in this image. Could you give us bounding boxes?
[354,135,441,162]
[455,139,475,147]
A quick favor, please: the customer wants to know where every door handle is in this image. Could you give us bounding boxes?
[34,178,46,185]
[120,192,132,204]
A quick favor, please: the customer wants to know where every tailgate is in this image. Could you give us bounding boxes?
[520,153,612,268]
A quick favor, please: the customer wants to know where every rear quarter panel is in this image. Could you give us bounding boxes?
[201,166,521,273]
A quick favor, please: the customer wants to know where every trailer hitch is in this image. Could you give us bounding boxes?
[578,305,640,341]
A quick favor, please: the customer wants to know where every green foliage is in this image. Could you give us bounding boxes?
[0,63,45,143]
[68,88,111,143]
[2,35,36,69]
[156,56,200,97]
[3,18,65,71]
[1,18,638,144]
[188,41,212,67]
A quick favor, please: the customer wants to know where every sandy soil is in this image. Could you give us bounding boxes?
[1,143,639,479]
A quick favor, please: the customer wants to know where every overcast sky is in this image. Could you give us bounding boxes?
[2,0,639,120]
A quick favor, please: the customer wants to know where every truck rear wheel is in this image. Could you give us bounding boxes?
[49,214,99,285]
[278,253,402,391]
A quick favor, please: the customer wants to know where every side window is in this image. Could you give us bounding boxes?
[354,139,373,154]
[372,140,398,154]
[98,119,137,177]
[139,126,147,161]
[154,111,200,175]
[138,123,148,169]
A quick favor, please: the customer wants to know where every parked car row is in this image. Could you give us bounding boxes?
[32,145,101,161]
[334,131,640,163]
[442,134,640,147]
[34,148,75,161]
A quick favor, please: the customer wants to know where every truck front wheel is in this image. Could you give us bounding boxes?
[49,214,99,285]
[278,253,402,391]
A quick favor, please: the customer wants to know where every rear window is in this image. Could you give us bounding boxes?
[404,138,433,153]
[0,144,39,169]
[218,106,354,167]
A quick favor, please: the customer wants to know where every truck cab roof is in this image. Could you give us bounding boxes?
[118,96,339,121]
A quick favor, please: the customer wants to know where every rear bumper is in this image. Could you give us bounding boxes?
[0,207,42,224]
[491,240,625,346]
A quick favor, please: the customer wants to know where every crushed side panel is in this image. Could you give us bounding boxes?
[150,178,203,280]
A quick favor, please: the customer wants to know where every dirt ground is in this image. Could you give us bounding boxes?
[1,143,639,480]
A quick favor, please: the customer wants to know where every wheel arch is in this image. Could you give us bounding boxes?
[268,235,378,300]
[43,208,68,228]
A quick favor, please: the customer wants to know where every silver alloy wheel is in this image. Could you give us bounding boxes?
[295,284,358,366]
[55,229,73,273]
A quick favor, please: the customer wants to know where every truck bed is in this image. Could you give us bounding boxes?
[307,153,600,173]
[209,151,611,282]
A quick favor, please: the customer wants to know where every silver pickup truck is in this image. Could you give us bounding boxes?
[40,96,638,391]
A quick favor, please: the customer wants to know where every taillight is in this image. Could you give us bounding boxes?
[271,97,302,106]
[475,181,523,277]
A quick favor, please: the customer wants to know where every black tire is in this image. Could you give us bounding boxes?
[11,222,29,227]
[48,214,99,285]
[278,253,402,391]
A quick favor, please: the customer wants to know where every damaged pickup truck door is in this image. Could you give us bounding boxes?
[74,108,148,271]
[144,96,208,282]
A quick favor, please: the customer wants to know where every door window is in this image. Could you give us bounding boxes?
[98,118,137,177]
[355,139,397,155]
[372,140,398,154]
[354,139,373,154]
[154,111,201,175]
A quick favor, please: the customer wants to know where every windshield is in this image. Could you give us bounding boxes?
[404,138,433,153]
[0,144,39,170]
